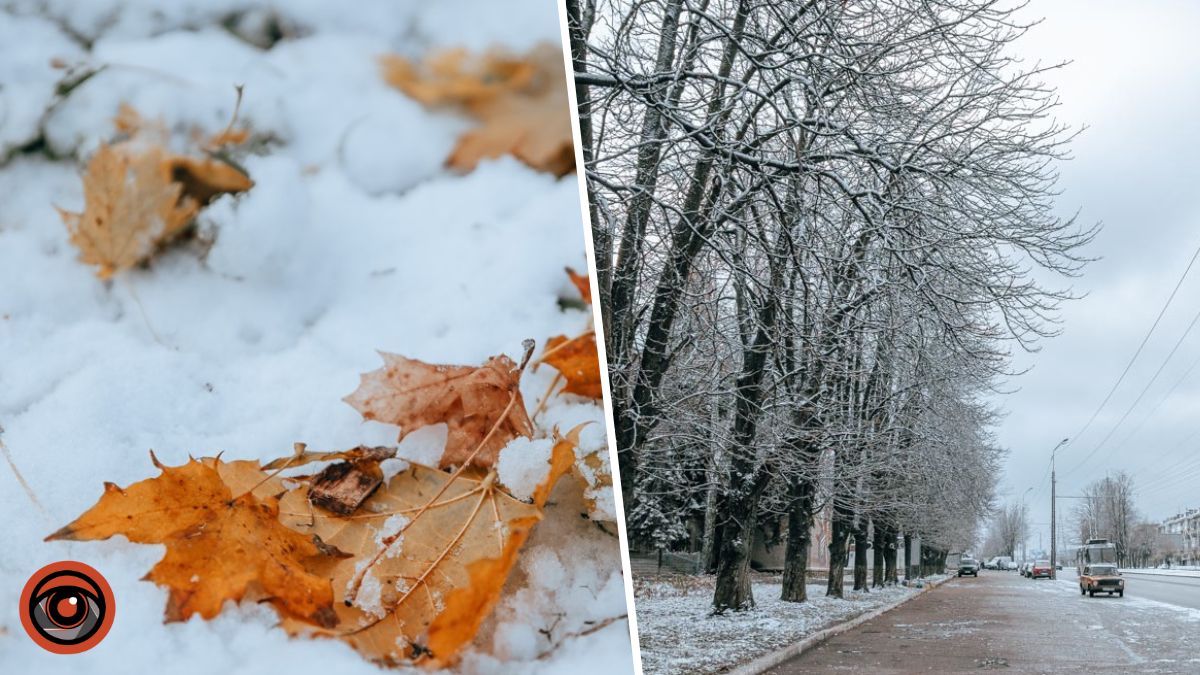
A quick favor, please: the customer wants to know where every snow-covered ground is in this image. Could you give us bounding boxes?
[634,575,918,675]
[0,2,631,673]
[1124,568,1200,578]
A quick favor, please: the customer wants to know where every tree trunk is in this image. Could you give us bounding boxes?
[853,519,870,592]
[711,492,760,612]
[872,521,885,588]
[826,503,853,598]
[884,525,899,584]
[781,477,814,602]
[614,0,749,509]
[702,490,724,574]
[903,532,914,581]
[606,0,682,364]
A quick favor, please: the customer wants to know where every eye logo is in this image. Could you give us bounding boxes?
[19,561,115,654]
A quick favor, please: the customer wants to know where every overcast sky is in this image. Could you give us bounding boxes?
[992,0,1200,552]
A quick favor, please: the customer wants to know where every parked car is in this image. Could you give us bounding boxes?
[1030,560,1052,579]
[1019,562,1029,577]
[1079,563,1124,597]
[1004,559,1018,571]
[958,557,980,577]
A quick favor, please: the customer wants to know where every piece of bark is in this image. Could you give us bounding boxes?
[308,461,383,515]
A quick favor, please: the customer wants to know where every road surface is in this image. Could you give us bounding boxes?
[1110,570,1200,610]
[767,569,1200,674]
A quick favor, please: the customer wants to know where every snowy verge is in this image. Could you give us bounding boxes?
[1121,568,1200,579]
[634,575,943,675]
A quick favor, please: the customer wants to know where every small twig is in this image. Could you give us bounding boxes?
[215,84,245,146]
[1,427,51,519]
[122,277,166,347]
[532,329,594,367]
[535,614,628,660]
[531,372,563,423]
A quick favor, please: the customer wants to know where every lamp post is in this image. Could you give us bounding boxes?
[1050,437,1069,580]
[1023,487,1033,564]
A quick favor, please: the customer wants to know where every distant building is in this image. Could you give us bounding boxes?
[1161,509,1200,566]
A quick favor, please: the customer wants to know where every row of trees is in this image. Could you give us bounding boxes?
[984,474,1177,569]
[1075,472,1176,568]
[567,0,1095,611]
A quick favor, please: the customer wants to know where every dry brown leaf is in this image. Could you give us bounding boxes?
[275,434,577,666]
[59,105,253,279]
[46,455,337,627]
[344,350,534,470]
[381,44,574,177]
[59,145,197,279]
[540,332,602,399]
[380,49,536,107]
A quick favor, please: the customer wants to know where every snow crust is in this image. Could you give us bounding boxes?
[0,2,631,673]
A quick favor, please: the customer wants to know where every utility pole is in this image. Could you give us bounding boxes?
[1051,438,1069,580]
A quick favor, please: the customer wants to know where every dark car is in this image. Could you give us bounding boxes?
[1030,560,1052,579]
[958,557,980,577]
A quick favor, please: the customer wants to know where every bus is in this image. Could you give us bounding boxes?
[1075,538,1117,575]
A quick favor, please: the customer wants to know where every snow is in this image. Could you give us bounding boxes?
[0,2,632,673]
[634,575,917,675]
[497,437,555,502]
[1122,568,1200,579]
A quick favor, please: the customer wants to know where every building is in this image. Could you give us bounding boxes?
[1161,509,1200,566]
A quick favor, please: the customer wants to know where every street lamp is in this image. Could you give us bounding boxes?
[1050,438,1069,579]
[1022,487,1033,564]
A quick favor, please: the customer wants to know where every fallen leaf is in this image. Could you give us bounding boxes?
[59,145,197,279]
[59,105,253,279]
[275,434,577,666]
[541,332,602,399]
[380,49,536,107]
[344,348,535,470]
[46,455,336,627]
[566,266,591,305]
[381,44,574,177]
[165,154,254,206]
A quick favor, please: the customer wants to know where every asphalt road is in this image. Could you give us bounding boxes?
[766,569,1200,674]
[1102,570,1200,610]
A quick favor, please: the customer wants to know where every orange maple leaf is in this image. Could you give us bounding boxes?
[541,331,603,399]
[47,455,337,627]
[566,266,591,305]
[344,348,535,469]
[380,44,574,177]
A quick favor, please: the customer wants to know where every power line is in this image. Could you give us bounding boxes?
[1058,241,1200,477]
[1059,241,1200,459]
[1063,302,1200,477]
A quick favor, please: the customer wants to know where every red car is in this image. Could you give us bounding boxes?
[1030,560,1052,579]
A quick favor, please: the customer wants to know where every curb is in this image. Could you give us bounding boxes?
[725,575,955,675]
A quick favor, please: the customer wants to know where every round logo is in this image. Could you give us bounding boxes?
[19,561,114,654]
